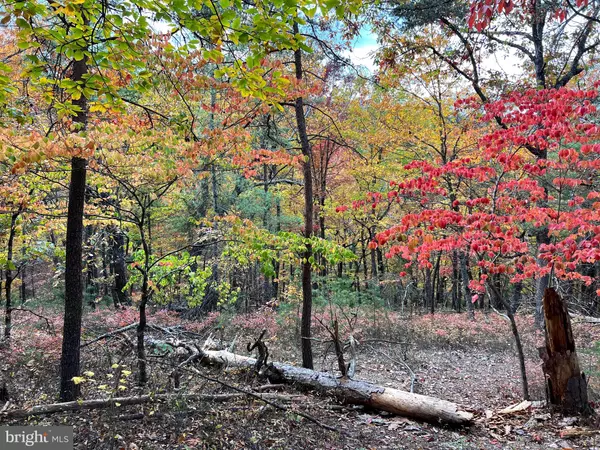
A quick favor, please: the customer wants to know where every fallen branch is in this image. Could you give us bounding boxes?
[81,323,138,348]
[254,384,286,391]
[82,323,199,349]
[0,392,298,420]
[11,308,55,334]
[560,427,600,438]
[569,313,600,325]
[180,365,340,433]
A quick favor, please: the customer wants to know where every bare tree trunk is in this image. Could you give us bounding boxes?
[511,280,523,314]
[19,259,26,305]
[137,217,151,385]
[459,252,474,320]
[4,211,19,340]
[451,251,459,311]
[137,281,149,385]
[293,20,313,369]
[60,157,87,400]
[487,282,529,400]
[59,45,88,401]
[110,227,129,307]
[424,266,433,312]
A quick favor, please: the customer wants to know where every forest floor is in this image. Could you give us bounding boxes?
[1,306,600,449]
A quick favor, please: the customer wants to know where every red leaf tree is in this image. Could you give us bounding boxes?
[376,86,598,408]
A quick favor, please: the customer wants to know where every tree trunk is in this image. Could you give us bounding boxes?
[200,348,473,425]
[19,260,26,305]
[451,251,459,311]
[293,21,313,370]
[508,311,529,400]
[424,266,433,312]
[487,281,529,399]
[534,253,550,328]
[459,252,474,320]
[3,211,19,340]
[60,156,87,401]
[110,227,129,307]
[137,282,148,386]
[59,54,88,401]
[511,280,523,314]
[539,288,589,413]
[137,216,151,385]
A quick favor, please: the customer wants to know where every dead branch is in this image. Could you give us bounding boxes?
[367,344,416,393]
[254,384,287,391]
[246,329,269,374]
[82,323,138,348]
[0,392,298,420]
[11,308,55,334]
[179,365,341,433]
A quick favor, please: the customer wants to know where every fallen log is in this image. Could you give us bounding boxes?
[0,392,298,420]
[200,348,473,425]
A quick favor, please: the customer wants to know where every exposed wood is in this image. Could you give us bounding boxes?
[539,288,590,414]
[498,400,531,414]
[569,314,600,325]
[0,392,298,420]
[254,384,287,391]
[560,428,600,438]
[199,347,473,425]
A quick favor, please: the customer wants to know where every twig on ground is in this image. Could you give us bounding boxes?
[82,323,138,348]
[367,344,416,393]
[179,364,341,434]
[254,384,286,391]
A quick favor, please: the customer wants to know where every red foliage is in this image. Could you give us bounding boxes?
[467,0,589,31]
[377,87,600,294]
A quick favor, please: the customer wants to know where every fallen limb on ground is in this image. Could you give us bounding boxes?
[498,400,532,414]
[560,427,600,438]
[0,392,298,420]
[569,313,600,325]
[200,347,473,426]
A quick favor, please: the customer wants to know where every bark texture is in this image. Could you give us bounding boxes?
[539,288,589,414]
[59,54,88,401]
[200,348,473,425]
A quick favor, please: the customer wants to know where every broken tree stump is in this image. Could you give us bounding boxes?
[539,288,590,414]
